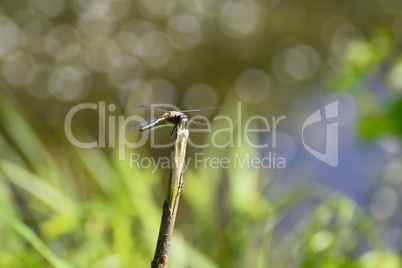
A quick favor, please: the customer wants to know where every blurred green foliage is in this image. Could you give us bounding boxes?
[359,98,402,140]
[0,87,400,267]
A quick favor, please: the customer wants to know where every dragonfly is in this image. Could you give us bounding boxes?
[127,105,220,141]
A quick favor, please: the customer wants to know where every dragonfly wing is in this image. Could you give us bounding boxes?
[187,120,209,126]
[127,116,161,130]
[133,105,167,112]
[180,107,220,113]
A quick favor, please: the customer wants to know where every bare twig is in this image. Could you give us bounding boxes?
[151,124,189,268]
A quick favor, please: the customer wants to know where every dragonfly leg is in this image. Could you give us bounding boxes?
[171,125,177,142]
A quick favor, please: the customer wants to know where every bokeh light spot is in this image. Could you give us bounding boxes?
[384,157,402,184]
[1,51,33,87]
[24,19,53,55]
[183,84,219,110]
[181,0,215,15]
[137,0,175,18]
[118,20,155,55]
[330,23,364,66]
[148,77,177,105]
[310,230,334,252]
[369,187,398,220]
[170,13,200,35]
[76,3,114,38]
[284,45,320,81]
[48,65,91,101]
[118,20,173,68]
[387,59,402,92]
[85,39,120,73]
[45,24,79,58]
[219,0,260,38]
[235,69,270,103]
[138,30,173,68]
[360,251,401,267]
[167,13,203,50]
[378,138,400,155]
[29,0,65,18]
[0,16,22,59]
[274,43,320,83]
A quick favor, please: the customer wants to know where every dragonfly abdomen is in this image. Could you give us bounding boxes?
[140,119,171,131]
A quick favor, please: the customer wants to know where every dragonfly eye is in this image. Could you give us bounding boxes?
[178,114,188,122]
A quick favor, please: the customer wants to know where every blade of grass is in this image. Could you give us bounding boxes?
[0,159,78,215]
[0,211,72,268]
[0,87,57,180]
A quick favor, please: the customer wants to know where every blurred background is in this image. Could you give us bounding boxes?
[0,0,401,267]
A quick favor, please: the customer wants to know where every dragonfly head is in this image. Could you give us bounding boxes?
[178,113,188,123]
